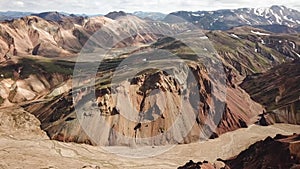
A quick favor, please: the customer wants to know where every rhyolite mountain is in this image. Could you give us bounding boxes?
[165,5,300,30]
[0,6,299,146]
[0,6,299,169]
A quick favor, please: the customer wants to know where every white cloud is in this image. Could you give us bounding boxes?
[13,1,25,7]
[0,0,299,14]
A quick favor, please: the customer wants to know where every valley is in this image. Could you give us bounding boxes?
[0,4,299,169]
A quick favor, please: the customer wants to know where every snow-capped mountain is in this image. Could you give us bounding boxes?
[164,5,300,30]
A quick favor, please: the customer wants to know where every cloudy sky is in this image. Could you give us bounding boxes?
[0,0,299,15]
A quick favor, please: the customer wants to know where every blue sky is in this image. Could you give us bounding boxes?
[0,0,299,14]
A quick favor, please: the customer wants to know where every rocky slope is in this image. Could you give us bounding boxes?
[20,31,264,146]
[0,57,72,107]
[207,26,299,78]
[165,5,300,30]
[241,59,300,125]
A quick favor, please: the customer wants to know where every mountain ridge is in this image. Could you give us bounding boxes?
[165,5,300,30]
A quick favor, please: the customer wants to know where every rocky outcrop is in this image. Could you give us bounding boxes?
[177,160,228,169]
[0,107,47,139]
[225,134,300,169]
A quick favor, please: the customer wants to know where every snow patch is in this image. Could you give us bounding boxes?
[254,7,270,16]
[200,36,209,39]
[267,20,273,24]
[289,42,295,49]
[230,33,240,39]
[251,30,270,36]
[191,13,201,17]
[239,15,251,24]
[270,9,282,24]
[283,16,296,23]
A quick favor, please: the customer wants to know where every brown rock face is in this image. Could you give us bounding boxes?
[0,107,47,139]
[25,57,262,146]
[241,59,300,125]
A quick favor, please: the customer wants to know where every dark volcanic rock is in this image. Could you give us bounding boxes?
[225,134,300,169]
[178,134,300,169]
[256,113,269,126]
[178,160,202,169]
[104,11,127,19]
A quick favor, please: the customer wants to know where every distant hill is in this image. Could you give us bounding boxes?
[132,11,166,20]
[0,11,32,21]
[104,11,128,19]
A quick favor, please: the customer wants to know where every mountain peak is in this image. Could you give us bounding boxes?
[32,11,66,22]
[104,11,127,19]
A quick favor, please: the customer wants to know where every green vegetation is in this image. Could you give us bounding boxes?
[0,96,4,105]
[0,57,74,80]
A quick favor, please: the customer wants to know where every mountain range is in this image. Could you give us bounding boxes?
[0,4,299,169]
[1,5,300,31]
[165,5,300,30]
